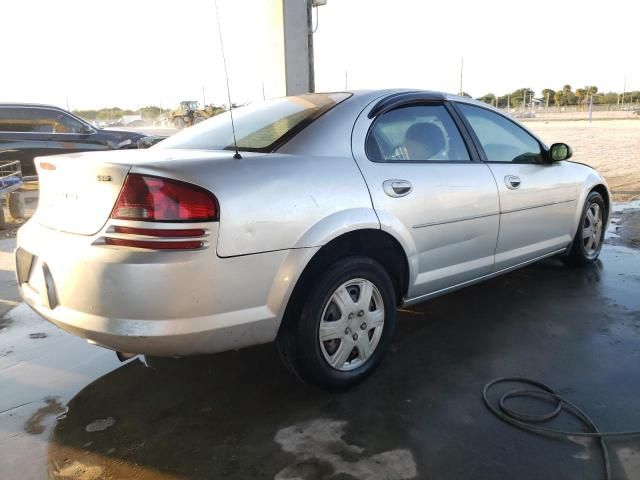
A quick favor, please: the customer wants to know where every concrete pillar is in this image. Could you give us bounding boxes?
[265,0,313,97]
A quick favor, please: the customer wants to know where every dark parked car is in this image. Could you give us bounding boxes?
[0,103,154,176]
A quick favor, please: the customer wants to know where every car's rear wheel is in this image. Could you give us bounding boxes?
[565,191,606,265]
[278,256,396,391]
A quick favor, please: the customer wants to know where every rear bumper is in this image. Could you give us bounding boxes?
[16,220,317,356]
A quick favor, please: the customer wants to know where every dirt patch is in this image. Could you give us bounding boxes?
[526,119,640,201]
[24,397,67,435]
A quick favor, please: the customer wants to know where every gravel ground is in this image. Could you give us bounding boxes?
[525,119,640,200]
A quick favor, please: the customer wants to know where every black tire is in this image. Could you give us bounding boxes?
[564,191,606,265]
[277,256,396,392]
[173,117,186,129]
[8,192,25,219]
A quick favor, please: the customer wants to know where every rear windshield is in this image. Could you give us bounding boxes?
[156,93,350,152]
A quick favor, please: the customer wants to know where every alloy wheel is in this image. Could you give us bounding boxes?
[582,202,603,256]
[318,278,385,371]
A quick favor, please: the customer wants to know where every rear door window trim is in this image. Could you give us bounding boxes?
[364,99,482,164]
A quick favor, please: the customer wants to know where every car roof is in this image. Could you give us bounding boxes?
[341,88,497,108]
[0,103,67,110]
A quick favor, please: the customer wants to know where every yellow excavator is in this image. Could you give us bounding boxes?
[167,101,225,128]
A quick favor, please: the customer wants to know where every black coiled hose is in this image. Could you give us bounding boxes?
[483,377,640,480]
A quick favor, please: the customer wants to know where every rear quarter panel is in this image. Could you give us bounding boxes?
[212,153,378,256]
[129,151,378,257]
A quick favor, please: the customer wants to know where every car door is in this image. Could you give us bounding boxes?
[0,106,55,177]
[454,102,577,270]
[351,97,500,300]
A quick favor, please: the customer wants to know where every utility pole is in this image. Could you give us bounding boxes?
[306,0,315,93]
[344,70,348,90]
[622,74,627,109]
[459,57,464,95]
[202,86,206,107]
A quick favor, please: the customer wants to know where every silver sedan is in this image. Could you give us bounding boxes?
[16,90,610,390]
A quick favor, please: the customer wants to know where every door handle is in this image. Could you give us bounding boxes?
[504,175,521,189]
[383,179,413,197]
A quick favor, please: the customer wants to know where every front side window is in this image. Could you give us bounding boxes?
[53,111,86,133]
[157,93,351,152]
[457,103,543,163]
[366,104,470,162]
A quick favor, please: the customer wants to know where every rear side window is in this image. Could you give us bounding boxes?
[0,107,86,133]
[457,103,543,163]
[366,104,470,162]
[156,93,351,152]
[0,107,38,132]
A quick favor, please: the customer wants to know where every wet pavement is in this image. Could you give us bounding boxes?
[1,208,640,480]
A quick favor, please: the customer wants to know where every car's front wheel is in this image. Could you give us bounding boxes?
[278,256,396,391]
[565,191,606,265]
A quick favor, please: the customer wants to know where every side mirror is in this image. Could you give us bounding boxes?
[549,143,572,162]
[79,124,94,134]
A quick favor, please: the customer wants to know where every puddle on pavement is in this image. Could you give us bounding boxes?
[607,202,640,250]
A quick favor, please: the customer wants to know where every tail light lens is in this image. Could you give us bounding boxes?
[111,174,218,222]
[105,238,204,250]
[112,226,206,237]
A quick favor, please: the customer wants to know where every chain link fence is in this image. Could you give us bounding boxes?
[498,103,640,121]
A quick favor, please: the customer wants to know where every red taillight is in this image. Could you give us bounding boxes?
[112,226,206,237]
[111,174,218,222]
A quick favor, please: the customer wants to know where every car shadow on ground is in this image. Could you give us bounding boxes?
[47,252,640,480]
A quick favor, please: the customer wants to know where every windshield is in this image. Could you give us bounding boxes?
[156,93,350,152]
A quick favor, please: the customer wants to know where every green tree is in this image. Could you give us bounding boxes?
[477,93,496,105]
[554,91,564,107]
[561,85,575,105]
[139,105,166,120]
[73,109,98,121]
[541,89,556,106]
[509,88,535,107]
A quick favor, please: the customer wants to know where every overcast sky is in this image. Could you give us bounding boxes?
[1,0,638,110]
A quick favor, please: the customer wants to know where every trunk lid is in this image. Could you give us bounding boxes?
[35,151,134,235]
[34,148,242,236]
